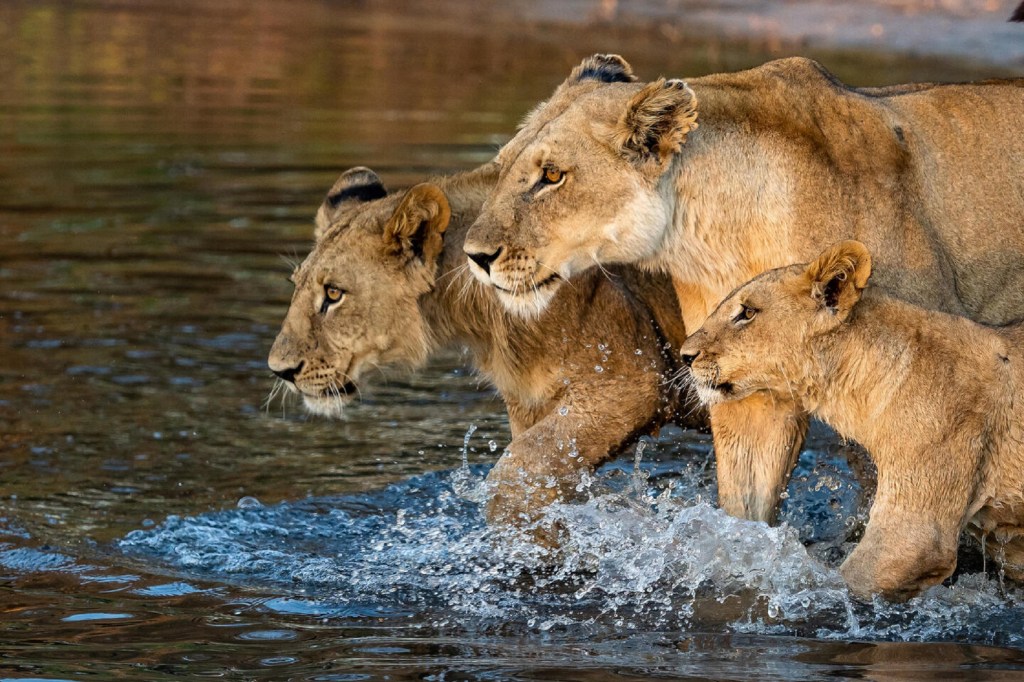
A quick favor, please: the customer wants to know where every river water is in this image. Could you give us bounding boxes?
[2,1,1024,679]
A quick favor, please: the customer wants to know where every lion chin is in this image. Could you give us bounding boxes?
[301,392,353,419]
[691,380,743,407]
[492,286,560,320]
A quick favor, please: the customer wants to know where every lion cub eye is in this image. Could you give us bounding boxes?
[320,284,345,314]
[733,304,757,324]
[540,167,565,186]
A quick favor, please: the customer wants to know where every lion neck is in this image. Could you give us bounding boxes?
[417,165,556,408]
[794,295,973,463]
[648,121,798,331]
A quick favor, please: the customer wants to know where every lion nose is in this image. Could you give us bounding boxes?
[467,246,503,274]
[681,351,699,367]
[271,360,304,384]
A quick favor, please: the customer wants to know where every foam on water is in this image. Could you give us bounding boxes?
[116,447,1024,646]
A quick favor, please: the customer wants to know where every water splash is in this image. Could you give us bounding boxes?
[116,454,1024,645]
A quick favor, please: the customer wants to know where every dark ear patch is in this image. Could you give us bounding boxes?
[570,54,636,84]
[821,271,847,310]
[327,182,387,208]
[1011,1,1023,21]
[325,167,387,209]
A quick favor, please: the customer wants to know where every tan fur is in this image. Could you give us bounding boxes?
[463,54,1024,523]
[268,163,703,542]
[681,241,1024,601]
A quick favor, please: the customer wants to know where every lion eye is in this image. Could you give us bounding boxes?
[733,304,757,324]
[320,284,345,313]
[540,167,565,185]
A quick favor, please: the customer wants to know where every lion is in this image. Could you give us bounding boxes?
[267,162,703,541]
[679,240,1024,601]
[462,53,1024,524]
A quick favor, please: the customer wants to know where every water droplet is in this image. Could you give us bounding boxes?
[237,496,262,509]
[558,406,569,416]
[488,440,498,452]
[594,365,604,373]
[461,424,477,468]
[635,348,643,355]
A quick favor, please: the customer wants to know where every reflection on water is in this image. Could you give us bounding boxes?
[1,0,1023,679]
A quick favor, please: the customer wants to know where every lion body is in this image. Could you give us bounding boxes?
[463,55,1024,521]
[269,163,700,538]
[681,241,1024,600]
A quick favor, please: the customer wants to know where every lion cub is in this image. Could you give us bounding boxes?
[680,240,1024,601]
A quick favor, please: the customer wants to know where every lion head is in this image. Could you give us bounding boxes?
[463,54,698,317]
[679,241,872,406]
[267,168,451,417]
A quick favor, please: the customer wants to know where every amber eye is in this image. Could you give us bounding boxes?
[734,304,757,323]
[320,284,345,314]
[540,167,565,185]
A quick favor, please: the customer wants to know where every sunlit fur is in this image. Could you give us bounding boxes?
[465,53,1024,524]
[268,163,705,544]
[681,241,1024,602]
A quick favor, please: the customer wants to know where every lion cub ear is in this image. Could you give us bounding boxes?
[383,183,451,265]
[314,167,388,240]
[611,79,698,172]
[805,240,873,317]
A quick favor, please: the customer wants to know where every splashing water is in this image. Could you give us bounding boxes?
[117,444,1024,646]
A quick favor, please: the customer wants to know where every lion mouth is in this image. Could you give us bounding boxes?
[689,375,738,406]
[319,381,357,399]
[492,271,561,295]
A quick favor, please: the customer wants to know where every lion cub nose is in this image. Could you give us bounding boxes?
[270,360,304,384]
[466,246,503,275]
[681,351,699,367]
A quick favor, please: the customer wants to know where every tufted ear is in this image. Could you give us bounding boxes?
[383,183,451,265]
[314,167,388,240]
[610,78,698,173]
[804,240,872,317]
[568,53,636,84]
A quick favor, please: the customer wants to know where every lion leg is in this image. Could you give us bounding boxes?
[485,391,652,548]
[841,507,960,602]
[709,393,808,523]
[840,468,969,601]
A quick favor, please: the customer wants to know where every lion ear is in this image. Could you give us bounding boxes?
[568,54,636,84]
[314,167,388,240]
[383,183,451,265]
[805,240,873,317]
[610,78,698,173]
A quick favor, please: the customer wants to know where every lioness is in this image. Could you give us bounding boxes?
[462,54,1024,524]
[680,240,1024,601]
[267,163,701,538]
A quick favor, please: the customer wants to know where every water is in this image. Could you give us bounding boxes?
[2,1,1024,679]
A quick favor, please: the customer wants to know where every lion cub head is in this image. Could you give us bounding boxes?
[268,168,450,417]
[680,241,872,406]
[463,54,698,317]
